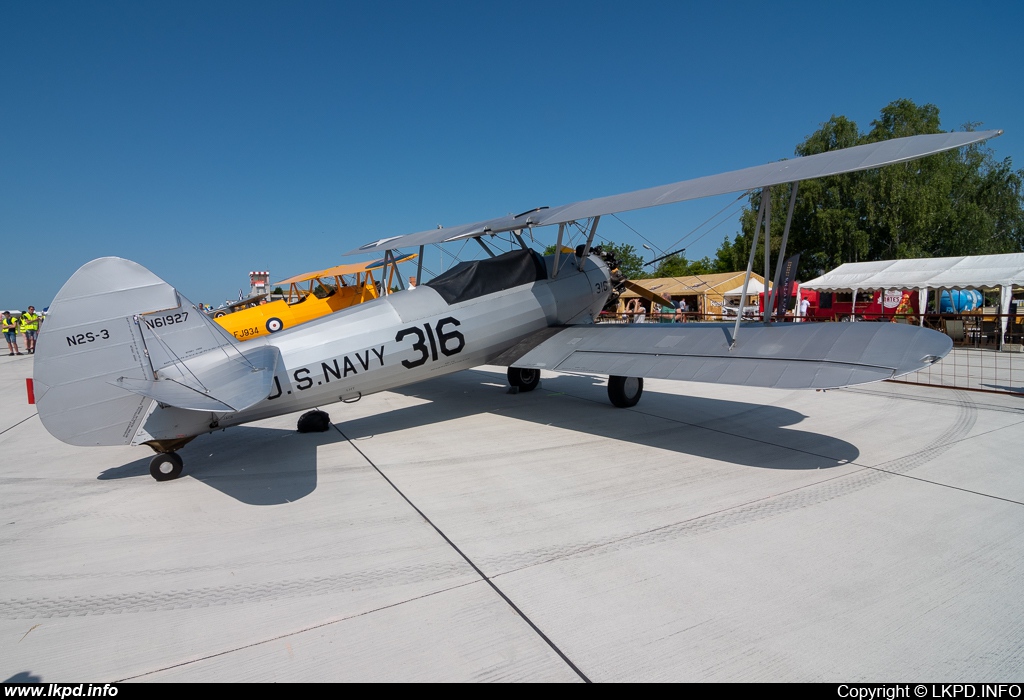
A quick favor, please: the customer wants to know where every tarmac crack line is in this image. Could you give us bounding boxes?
[854,416,1024,507]
[332,420,592,684]
[0,413,36,437]
[115,578,483,682]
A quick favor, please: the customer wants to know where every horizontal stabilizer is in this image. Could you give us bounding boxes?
[113,344,280,412]
[509,322,951,390]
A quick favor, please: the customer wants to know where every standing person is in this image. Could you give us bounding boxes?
[674,299,688,323]
[634,300,646,324]
[798,296,811,322]
[659,301,674,323]
[2,311,21,355]
[20,306,40,354]
[624,298,638,323]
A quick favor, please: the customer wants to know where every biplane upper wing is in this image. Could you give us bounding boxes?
[276,261,379,286]
[348,130,1001,254]
[502,321,952,390]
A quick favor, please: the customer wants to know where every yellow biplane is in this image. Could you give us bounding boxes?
[213,253,416,341]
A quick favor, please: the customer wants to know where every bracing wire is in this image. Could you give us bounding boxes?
[610,190,754,308]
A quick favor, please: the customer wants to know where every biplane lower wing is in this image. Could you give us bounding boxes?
[506,322,951,390]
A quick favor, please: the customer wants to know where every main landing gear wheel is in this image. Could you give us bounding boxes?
[297,409,331,433]
[608,375,643,408]
[150,452,184,481]
[507,367,540,392]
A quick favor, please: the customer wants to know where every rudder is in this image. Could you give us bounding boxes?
[34,257,242,446]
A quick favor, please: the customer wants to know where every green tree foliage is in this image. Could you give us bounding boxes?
[604,242,647,279]
[728,99,1024,280]
[652,253,721,278]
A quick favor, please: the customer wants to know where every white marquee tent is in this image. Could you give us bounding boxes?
[722,280,766,299]
[800,253,1024,340]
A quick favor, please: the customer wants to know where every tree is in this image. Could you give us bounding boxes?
[731,100,1024,281]
[652,253,720,278]
[603,242,648,279]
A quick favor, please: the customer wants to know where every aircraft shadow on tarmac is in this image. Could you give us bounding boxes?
[368,370,859,469]
[982,382,1023,394]
[4,672,41,683]
[97,371,859,506]
[98,427,345,506]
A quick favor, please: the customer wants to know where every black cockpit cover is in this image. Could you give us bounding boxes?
[426,249,548,305]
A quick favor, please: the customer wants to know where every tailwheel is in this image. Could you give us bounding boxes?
[150,452,184,481]
[608,376,643,408]
[507,367,540,392]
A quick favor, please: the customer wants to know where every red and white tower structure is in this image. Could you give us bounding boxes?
[249,270,270,298]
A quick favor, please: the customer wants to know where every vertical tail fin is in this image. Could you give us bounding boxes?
[34,257,264,446]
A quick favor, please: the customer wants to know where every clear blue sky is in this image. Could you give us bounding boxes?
[2,1,1022,310]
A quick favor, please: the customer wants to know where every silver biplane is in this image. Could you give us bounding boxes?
[33,130,1000,480]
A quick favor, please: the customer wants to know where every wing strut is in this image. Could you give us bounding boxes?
[551,223,566,279]
[380,250,404,294]
[416,245,424,286]
[732,187,768,346]
[475,236,497,258]
[513,229,529,251]
[577,216,601,271]
[763,186,772,313]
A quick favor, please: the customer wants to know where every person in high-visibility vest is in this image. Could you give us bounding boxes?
[20,306,40,354]
[1,311,21,356]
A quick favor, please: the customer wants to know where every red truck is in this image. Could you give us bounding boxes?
[760,284,919,321]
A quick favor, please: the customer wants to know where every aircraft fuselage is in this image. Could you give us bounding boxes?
[133,253,611,443]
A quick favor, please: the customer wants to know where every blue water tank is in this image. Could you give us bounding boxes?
[939,289,983,313]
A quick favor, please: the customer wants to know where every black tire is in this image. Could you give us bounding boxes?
[608,375,643,408]
[297,409,331,433]
[507,367,540,392]
[150,452,184,481]
[265,317,284,333]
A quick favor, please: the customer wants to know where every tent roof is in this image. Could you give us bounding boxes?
[801,254,1024,292]
[723,280,765,297]
[620,272,764,298]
